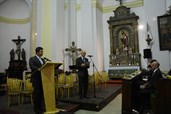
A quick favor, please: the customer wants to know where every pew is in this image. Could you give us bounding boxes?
[122,73,171,114]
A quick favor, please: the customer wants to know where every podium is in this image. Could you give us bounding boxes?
[40,62,62,114]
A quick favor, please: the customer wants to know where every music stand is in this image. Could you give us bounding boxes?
[69,65,78,73]
[88,56,104,99]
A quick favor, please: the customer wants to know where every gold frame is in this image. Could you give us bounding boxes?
[107,6,140,66]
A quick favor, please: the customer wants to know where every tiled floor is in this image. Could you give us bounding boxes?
[0,91,122,114]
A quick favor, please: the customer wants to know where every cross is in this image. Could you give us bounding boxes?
[65,41,82,65]
[12,36,26,60]
[116,0,125,6]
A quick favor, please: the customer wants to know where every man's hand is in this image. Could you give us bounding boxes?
[81,63,85,67]
[140,83,147,89]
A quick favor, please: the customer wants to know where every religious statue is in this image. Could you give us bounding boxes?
[65,41,82,65]
[128,47,134,65]
[12,36,26,60]
[115,48,120,65]
[115,48,120,55]
[10,49,15,61]
[21,48,26,61]
[128,47,133,54]
[120,31,128,51]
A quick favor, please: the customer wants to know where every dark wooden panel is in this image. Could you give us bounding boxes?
[122,75,140,114]
[122,75,171,114]
[155,79,171,114]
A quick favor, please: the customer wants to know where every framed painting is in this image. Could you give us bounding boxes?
[157,15,171,50]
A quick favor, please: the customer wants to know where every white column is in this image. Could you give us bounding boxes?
[64,0,77,70]
[35,0,65,68]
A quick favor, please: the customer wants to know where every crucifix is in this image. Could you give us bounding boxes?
[116,0,125,6]
[12,36,26,60]
[65,41,82,65]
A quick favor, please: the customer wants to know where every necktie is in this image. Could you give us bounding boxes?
[83,57,85,62]
[39,57,43,65]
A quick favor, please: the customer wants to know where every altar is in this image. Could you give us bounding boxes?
[107,3,142,79]
[108,66,140,79]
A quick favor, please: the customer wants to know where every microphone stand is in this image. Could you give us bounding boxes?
[88,56,103,99]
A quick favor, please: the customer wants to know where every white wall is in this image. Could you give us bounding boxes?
[102,0,171,71]
[0,0,171,73]
[64,0,77,70]
[0,0,31,72]
[143,0,170,71]
[79,0,94,72]
[76,0,104,73]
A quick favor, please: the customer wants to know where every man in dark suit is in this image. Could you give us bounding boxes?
[168,69,171,75]
[133,59,157,91]
[136,60,163,113]
[29,47,45,114]
[76,50,90,99]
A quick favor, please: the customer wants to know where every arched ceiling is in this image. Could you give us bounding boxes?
[0,0,31,10]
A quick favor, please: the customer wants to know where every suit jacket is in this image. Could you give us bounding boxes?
[29,56,45,84]
[146,68,162,90]
[135,69,153,81]
[76,57,89,77]
[168,69,171,75]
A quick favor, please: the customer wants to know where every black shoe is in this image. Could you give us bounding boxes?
[84,96,89,98]
[35,109,43,114]
[35,112,41,114]
[41,107,45,112]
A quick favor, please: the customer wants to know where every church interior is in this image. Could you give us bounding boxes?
[0,0,171,114]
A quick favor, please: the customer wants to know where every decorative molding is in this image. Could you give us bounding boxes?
[77,0,143,13]
[0,16,30,24]
[96,0,103,12]
[91,0,103,12]
[103,0,144,13]
[76,4,81,11]
[91,0,96,7]
[125,0,144,8]
[64,2,68,10]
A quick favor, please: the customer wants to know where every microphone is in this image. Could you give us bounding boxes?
[87,55,93,57]
[43,57,51,61]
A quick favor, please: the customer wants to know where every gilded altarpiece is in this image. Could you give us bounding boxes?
[108,6,141,67]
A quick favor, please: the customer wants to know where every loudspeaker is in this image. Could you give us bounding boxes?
[143,49,152,58]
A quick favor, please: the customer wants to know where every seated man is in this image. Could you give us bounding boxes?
[133,59,157,93]
[134,60,163,113]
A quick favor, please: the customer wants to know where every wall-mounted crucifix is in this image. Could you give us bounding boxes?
[12,36,26,60]
[65,41,82,65]
[116,0,125,6]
